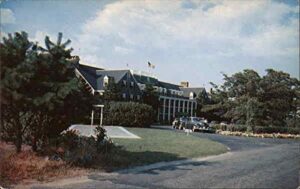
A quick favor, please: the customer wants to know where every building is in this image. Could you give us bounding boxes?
[75,63,207,123]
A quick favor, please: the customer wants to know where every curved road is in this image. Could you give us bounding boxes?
[32,129,300,189]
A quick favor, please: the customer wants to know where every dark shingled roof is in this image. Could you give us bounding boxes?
[159,81,181,90]
[75,64,104,90]
[95,70,129,90]
[180,87,206,97]
[75,63,130,91]
[75,63,204,96]
[133,74,160,86]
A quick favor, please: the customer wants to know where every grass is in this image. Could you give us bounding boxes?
[98,127,227,170]
[0,128,227,186]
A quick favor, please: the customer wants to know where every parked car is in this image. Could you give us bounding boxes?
[178,117,188,130]
[186,117,213,132]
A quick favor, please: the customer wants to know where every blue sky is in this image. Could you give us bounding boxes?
[1,0,299,88]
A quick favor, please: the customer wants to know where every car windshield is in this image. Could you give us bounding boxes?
[191,117,202,122]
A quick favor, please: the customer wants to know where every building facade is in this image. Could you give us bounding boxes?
[75,63,207,123]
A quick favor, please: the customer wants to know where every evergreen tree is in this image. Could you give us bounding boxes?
[0,32,37,152]
[1,31,95,152]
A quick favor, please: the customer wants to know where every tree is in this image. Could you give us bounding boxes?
[259,69,299,126]
[101,78,122,101]
[28,33,95,150]
[0,32,37,152]
[140,84,159,122]
[202,69,299,127]
[196,89,210,117]
[1,31,95,152]
[143,84,159,112]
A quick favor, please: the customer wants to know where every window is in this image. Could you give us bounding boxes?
[122,93,126,99]
[138,84,145,90]
[130,81,134,87]
[189,92,194,99]
[137,95,140,100]
[103,75,109,87]
[130,94,134,99]
[123,80,127,86]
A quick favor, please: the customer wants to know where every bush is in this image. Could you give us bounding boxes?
[104,102,155,127]
[287,127,300,135]
[226,124,247,132]
[253,126,300,134]
[211,124,300,134]
[57,127,114,167]
[213,124,223,131]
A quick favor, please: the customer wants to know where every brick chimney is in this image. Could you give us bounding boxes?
[180,81,189,88]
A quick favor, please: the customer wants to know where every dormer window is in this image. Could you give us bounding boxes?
[189,92,194,99]
[130,81,134,87]
[103,75,109,87]
[123,80,127,86]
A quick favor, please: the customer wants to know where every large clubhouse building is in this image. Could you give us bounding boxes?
[74,63,207,123]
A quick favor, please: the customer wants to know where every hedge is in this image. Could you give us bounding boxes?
[211,124,300,134]
[103,101,155,127]
[253,126,300,135]
[211,124,247,132]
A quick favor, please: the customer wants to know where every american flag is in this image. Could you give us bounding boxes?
[148,61,155,69]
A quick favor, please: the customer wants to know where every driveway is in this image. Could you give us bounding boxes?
[31,128,300,189]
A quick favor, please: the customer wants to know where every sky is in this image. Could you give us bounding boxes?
[1,0,299,89]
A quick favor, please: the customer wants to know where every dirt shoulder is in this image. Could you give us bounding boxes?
[0,142,88,188]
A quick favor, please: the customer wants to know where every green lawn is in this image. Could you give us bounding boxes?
[99,128,227,170]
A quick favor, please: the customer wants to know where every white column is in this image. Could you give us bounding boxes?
[91,110,94,126]
[157,97,160,121]
[168,98,171,121]
[186,101,190,115]
[173,99,176,119]
[100,107,103,126]
[191,101,193,117]
[163,97,166,121]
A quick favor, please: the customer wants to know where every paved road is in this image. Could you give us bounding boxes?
[32,128,300,189]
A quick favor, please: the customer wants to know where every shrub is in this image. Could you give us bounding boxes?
[57,127,113,167]
[211,124,300,134]
[104,102,155,127]
[226,124,247,132]
[287,127,300,135]
[210,124,222,130]
[95,125,114,153]
[253,126,300,134]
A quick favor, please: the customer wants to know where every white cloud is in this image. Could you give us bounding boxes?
[29,31,59,48]
[0,8,16,24]
[114,46,134,55]
[74,0,299,84]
